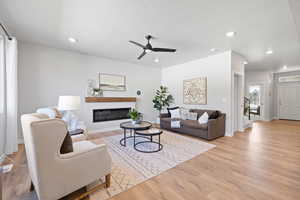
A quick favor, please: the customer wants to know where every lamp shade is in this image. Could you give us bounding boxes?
[58,96,81,111]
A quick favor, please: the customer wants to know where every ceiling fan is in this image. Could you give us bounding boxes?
[129,35,176,60]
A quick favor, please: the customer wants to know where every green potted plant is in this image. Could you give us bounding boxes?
[152,86,174,123]
[128,108,141,125]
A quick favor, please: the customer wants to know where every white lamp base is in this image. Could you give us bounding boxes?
[62,111,78,131]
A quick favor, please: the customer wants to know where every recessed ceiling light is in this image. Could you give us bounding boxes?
[154,58,159,63]
[210,48,217,52]
[244,61,248,65]
[225,31,236,37]
[68,37,77,43]
[265,49,273,55]
[283,65,287,70]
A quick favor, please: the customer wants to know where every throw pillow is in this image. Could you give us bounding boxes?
[167,106,179,116]
[60,133,73,154]
[171,119,181,128]
[188,112,198,120]
[198,112,209,124]
[209,111,220,119]
[180,108,189,120]
[53,108,63,119]
[169,108,181,118]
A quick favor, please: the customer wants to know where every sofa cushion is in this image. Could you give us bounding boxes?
[161,117,181,124]
[181,120,208,130]
[187,112,198,120]
[189,109,217,119]
[161,117,208,130]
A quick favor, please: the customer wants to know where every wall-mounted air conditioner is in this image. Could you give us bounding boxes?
[278,75,300,83]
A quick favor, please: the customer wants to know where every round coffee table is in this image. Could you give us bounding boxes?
[134,128,163,153]
[120,121,152,147]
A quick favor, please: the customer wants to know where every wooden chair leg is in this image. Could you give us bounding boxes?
[105,174,111,188]
[30,181,35,191]
[73,175,111,200]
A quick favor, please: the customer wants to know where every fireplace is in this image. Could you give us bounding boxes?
[93,108,131,122]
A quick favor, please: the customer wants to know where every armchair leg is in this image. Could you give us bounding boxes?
[105,174,111,188]
[30,181,35,191]
[73,174,111,200]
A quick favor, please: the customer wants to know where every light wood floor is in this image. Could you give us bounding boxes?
[2,120,300,200]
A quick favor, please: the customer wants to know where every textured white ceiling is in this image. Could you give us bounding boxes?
[0,0,299,70]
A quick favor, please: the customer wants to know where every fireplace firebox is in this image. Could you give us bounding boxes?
[93,108,131,122]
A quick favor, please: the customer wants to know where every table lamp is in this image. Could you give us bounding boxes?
[58,96,81,131]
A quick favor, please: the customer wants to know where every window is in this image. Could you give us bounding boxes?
[249,85,260,106]
[0,36,4,114]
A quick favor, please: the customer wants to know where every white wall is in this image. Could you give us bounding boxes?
[245,70,273,120]
[231,52,245,131]
[18,42,161,139]
[0,36,5,158]
[245,69,300,120]
[162,51,236,136]
[18,44,247,139]
[273,70,300,118]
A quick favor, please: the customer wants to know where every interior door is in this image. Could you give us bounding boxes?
[279,85,300,120]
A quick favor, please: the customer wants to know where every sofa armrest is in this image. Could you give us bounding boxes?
[160,113,170,118]
[207,113,226,140]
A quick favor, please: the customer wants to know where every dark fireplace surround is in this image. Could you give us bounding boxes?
[93,108,131,122]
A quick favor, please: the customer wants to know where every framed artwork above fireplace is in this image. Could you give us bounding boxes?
[99,73,126,91]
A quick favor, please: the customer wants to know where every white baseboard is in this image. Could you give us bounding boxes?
[225,132,233,137]
[87,120,156,135]
[244,122,253,129]
[87,127,122,135]
[18,138,24,144]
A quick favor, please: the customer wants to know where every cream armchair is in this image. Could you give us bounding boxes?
[21,113,112,200]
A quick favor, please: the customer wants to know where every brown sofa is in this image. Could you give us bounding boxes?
[160,109,226,140]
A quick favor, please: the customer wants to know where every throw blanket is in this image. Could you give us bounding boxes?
[171,119,181,128]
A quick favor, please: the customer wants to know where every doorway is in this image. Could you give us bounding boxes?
[278,85,300,120]
[248,84,265,120]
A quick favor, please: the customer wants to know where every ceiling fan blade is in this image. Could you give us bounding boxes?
[152,47,176,52]
[129,40,145,48]
[137,51,146,59]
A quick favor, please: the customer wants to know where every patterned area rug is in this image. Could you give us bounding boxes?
[89,130,215,200]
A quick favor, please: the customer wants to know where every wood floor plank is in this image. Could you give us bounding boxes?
[2,120,300,200]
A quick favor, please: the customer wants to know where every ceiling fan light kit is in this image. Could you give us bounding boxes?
[129,35,176,59]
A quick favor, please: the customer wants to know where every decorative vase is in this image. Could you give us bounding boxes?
[87,79,95,97]
[131,120,137,125]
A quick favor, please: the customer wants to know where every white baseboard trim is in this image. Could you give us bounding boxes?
[87,127,122,135]
[244,122,253,129]
[225,132,233,137]
[18,138,24,144]
[86,120,156,135]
